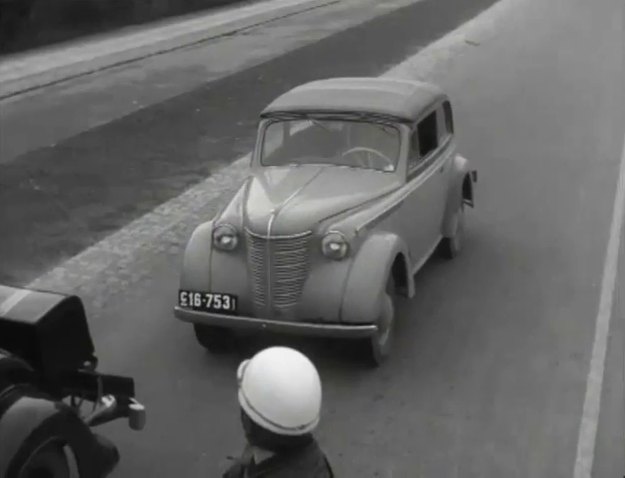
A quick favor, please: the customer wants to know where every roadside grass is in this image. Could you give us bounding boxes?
[0,0,252,55]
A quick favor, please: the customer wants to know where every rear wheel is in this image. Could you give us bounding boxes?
[193,324,235,353]
[362,275,396,367]
[440,203,465,259]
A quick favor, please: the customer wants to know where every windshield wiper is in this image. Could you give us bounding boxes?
[371,123,396,137]
[310,119,333,132]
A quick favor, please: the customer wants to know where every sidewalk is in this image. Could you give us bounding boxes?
[0,0,338,99]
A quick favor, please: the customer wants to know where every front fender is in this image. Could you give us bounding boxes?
[442,154,476,237]
[179,221,253,312]
[179,221,214,291]
[340,232,412,324]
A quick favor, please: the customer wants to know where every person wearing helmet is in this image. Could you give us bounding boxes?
[223,346,334,478]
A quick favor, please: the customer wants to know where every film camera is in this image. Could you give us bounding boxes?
[0,284,146,478]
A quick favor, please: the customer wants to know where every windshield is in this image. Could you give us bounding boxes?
[260,117,401,172]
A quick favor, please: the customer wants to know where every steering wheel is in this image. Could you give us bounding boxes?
[341,147,394,170]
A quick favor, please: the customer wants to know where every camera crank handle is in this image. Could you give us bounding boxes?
[84,395,118,427]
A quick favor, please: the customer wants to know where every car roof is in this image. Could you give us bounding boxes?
[260,77,447,121]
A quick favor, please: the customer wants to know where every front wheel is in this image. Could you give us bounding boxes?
[362,275,396,367]
[193,324,235,353]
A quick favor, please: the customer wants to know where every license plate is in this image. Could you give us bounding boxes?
[178,290,238,314]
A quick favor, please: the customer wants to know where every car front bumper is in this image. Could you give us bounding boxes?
[173,306,377,339]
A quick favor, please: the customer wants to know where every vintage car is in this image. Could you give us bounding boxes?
[174,77,477,366]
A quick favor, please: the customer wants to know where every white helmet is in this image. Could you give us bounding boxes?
[237,346,322,436]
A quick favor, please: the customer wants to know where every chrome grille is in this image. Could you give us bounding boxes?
[245,229,312,313]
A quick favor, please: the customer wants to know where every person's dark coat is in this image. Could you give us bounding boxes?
[222,440,334,478]
[223,409,334,478]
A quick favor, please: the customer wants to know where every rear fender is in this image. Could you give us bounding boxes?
[442,155,476,237]
[341,232,413,324]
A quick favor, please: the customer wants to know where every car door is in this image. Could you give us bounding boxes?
[402,104,451,267]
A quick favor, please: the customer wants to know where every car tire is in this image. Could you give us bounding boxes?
[193,324,235,353]
[17,442,70,478]
[363,274,396,367]
[440,203,465,259]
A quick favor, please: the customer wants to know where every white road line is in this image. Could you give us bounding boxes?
[573,131,625,478]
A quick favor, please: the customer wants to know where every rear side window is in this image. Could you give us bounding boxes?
[443,101,454,133]
[417,111,438,158]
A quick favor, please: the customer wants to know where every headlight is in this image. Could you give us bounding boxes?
[213,224,239,251]
[321,231,349,260]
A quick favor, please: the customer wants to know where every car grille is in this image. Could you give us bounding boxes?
[245,229,312,314]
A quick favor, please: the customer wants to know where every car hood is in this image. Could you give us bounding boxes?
[243,165,400,235]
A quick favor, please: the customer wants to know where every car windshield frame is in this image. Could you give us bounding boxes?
[258,112,403,172]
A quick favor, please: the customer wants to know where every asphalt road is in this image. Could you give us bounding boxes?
[0,0,496,287]
[2,0,625,476]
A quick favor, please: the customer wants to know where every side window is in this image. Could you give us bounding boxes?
[417,111,438,158]
[436,106,450,143]
[443,100,454,134]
